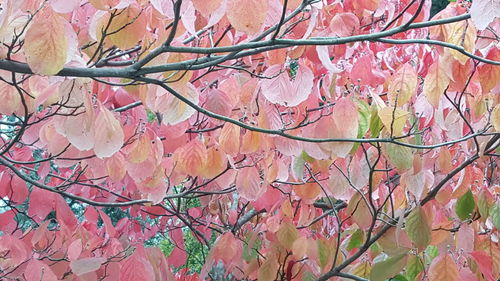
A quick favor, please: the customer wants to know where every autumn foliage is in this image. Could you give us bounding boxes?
[0,0,499,280]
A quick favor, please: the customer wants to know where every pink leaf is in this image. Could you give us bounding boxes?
[260,63,314,106]
[67,239,82,261]
[120,249,155,281]
[98,209,117,238]
[236,166,265,201]
[167,228,187,268]
[55,195,78,231]
[28,188,56,220]
[93,104,124,158]
[329,12,360,37]
[70,257,106,276]
[50,0,80,13]
[25,259,58,281]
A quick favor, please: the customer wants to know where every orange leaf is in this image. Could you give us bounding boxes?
[212,232,242,264]
[319,98,359,158]
[346,193,372,230]
[24,7,77,75]
[428,254,459,281]
[192,0,223,17]
[105,152,127,181]
[293,183,321,202]
[201,147,227,178]
[173,139,207,177]
[219,122,241,156]
[226,0,268,34]
[97,4,147,49]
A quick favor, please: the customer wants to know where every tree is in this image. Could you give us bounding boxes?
[0,0,498,280]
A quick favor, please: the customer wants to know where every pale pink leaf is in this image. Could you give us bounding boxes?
[50,0,80,13]
[260,63,314,106]
[93,105,124,158]
[236,166,265,201]
[67,239,82,261]
[70,257,106,276]
[470,0,500,30]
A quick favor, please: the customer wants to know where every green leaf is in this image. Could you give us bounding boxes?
[352,99,370,153]
[390,274,409,281]
[455,189,475,220]
[385,143,414,171]
[346,229,364,251]
[491,204,500,230]
[405,255,424,281]
[369,106,383,138]
[292,154,306,181]
[370,253,408,281]
[302,271,316,281]
[406,207,431,250]
[424,245,439,264]
[242,234,261,262]
[301,150,315,163]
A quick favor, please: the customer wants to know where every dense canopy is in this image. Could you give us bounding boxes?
[0,0,499,280]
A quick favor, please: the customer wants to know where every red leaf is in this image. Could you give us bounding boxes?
[470,251,495,281]
[167,228,187,268]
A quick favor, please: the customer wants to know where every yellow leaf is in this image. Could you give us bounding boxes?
[351,261,371,279]
[97,5,147,49]
[388,63,418,107]
[423,57,450,107]
[127,134,151,164]
[24,8,76,75]
[89,0,120,10]
[276,219,299,249]
[258,254,279,281]
[492,104,500,132]
[444,20,477,65]
[378,107,410,136]
[384,142,415,172]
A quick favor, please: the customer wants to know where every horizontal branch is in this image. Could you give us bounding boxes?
[139,76,486,149]
[375,38,500,65]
